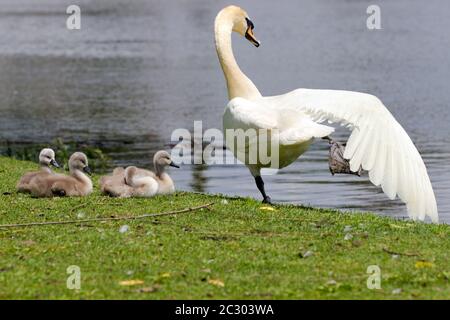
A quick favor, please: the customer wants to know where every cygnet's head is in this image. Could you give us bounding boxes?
[69,152,92,175]
[39,148,60,168]
[153,150,179,169]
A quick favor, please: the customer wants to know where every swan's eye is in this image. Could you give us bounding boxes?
[245,17,254,30]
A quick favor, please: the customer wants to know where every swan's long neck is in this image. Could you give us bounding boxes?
[154,163,165,178]
[215,17,261,100]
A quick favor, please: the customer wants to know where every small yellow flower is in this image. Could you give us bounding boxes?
[208,279,225,287]
[260,206,276,211]
[119,279,144,286]
[415,261,434,269]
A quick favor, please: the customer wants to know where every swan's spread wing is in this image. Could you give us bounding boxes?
[224,97,334,145]
[263,89,438,222]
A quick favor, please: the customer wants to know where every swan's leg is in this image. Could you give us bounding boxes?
[254,176,272,204]
[322,136,362,176]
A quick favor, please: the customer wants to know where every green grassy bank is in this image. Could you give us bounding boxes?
[0,157,448,299]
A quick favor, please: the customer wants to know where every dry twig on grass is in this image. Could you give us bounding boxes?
[0,202,214,229]
[382,247,420,257]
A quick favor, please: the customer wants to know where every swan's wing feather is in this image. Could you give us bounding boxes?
[224,97,277,130]
[262,89,438,222]
[278,117,334,145]
[224,97,334,145]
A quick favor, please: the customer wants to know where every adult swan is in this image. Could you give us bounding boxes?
[215,5,438,222]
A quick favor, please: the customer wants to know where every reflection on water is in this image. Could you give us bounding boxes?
[190,164,208,193]
[0,0,449,222]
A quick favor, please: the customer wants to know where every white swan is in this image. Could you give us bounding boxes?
[215,5,438,222]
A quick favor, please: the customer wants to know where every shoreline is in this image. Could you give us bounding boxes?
[1,156,449,299]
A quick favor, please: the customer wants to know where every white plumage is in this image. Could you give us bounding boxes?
[216,6,438,222]
[262,89,438,222]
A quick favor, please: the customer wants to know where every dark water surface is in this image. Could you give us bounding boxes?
[1,0,449,222]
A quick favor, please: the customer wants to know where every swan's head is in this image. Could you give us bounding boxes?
[69,152,92,175]
[154,150,179,168]
[216,5,260,47]
[39,148,60,168]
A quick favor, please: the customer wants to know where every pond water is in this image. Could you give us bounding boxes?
[0,0,449,223]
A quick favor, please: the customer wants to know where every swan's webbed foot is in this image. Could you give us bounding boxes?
[323,136,362,176]
[262,196,272,204]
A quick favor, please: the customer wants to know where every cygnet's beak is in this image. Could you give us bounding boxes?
[245,18,260,47]
[83,166,92,175]
[169,161,180,168]
[50,159,60,168]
